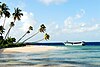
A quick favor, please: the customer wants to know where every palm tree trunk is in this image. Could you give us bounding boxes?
[3,17,6,27]
[34,38,44,43]
[7,20,16,38]
[5,26,12,39]
[14,20,16,23]
[5,20,15,39]
[22,31,39,43]
[16,32,27,44]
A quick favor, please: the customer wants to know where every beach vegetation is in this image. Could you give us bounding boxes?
[22,24,46,43]
[16,26,33,44]
[0,2,50,48]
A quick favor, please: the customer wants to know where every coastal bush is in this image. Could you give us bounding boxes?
[0,2,50,48]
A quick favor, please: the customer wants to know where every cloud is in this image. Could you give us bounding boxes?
[46,22,60,33]
[64,16,73,28]
[75,9,85,19]
[39,0,67,5]
[44,19,100,41]
[64,9,86,27]
[7,11,37,41]
[47,9,99,34]
[19,11,37,32]
[45,22,61,38]
[62,23,100,33]
[0,11,37,40]
[63,17,100,33]
[61,9,87,33]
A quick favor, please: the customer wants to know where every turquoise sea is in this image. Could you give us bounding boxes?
[0,45,100,67]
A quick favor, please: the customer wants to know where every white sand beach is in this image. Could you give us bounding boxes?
[0,45,60,53]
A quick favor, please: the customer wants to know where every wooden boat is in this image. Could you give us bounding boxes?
[64,41,84,46]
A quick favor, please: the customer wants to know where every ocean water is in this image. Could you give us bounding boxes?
[0,45,100,67]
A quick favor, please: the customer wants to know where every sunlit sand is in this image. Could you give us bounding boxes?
[0,45,61,53]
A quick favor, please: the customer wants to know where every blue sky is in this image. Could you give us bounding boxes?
[0,0,100,42]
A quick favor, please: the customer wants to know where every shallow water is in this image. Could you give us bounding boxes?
[0,46,100,67]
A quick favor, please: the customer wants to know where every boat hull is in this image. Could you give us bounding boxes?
[65,43,83,46]
[64,41,84,46]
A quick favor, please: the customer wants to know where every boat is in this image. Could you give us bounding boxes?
[64,41,84,46]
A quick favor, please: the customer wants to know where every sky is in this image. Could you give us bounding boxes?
[0,0,100,42]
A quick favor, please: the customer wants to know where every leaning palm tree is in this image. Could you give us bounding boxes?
[3,10,10,27]
[12,7,23,22]
[0,3,10,27]
[29,26,33,30]
[4,8,23,39]
[44,33,50,40]
[0,2,3,18]
[39,24,46,33]
[16,26,33,44]
[22,24,46,43]
[34,33,50,42]
[5,22,14,39]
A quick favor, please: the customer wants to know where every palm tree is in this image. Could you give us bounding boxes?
[16,26,33,44]
[5,8,23,39]
[0,2,3,18]
[5,22,14,39]
[29,26,33,30]
[0,3,10,27]
[3,10,10,27]
[0,26,4,43]
[44,33,50,40]
[22,24,46,43]
[12,8,23,22]
[34,33,50,42]
[0,25,5,36]
[39,24,46,33]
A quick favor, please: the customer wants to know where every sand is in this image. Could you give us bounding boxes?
[0,46,80,67]
[0,45,60,53]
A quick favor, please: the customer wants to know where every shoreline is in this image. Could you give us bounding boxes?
[0,45,61,53]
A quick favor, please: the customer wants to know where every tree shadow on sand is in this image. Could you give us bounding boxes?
[0,49,4,53]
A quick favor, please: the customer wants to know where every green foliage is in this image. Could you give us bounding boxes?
[44,33,50,40]
[12,8,23,22]
[0,37,16,48]
[0,36,25,48]
[39,24,46,33]
[0,3,10,18]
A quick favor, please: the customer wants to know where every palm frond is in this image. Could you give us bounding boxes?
[12,7,23,21]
